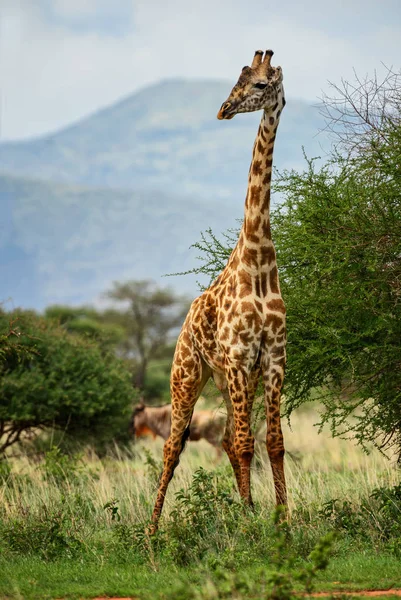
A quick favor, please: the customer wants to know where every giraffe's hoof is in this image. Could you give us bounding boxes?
[146,522,158,536]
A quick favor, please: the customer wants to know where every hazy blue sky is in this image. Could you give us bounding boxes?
[1,0,400,140]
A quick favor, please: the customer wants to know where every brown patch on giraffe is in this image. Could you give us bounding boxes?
[272,370,283,387]
[269,265,280,293]
[244,311,262,333]
[261,272,268,296]
[265,157,273,169]
[238,329,254,345]
[265,314,284,335]
[231,254,239,269]
[181,329,191,345]
[270,342,286,358]
[266,143,274,157]
[252,160,263,176]
[266,298,286,312]
[255,299,263,312]
[203,326,215,341]
[246,215,261,236]
[263,172,271,185]
[247,233,260,244]
[261,218,271,238]
[241,301,256,313]
[180,346,191,359]
[238,270,252,298]
[269,116,275,125]
[249,184,261,208]
[254,274,265,297]
[260,245,275,264]
[225,313,233,326]
[241,247,258,269]
[257,139,264,154]
[206,312,217,327]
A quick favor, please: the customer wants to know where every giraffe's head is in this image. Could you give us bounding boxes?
[217,49,284,120]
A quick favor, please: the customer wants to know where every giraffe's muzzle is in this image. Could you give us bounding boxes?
[217,101,236,120]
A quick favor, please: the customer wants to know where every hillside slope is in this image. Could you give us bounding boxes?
[0,80,327,199]
[0,174,238,309]
[0,80,328,309]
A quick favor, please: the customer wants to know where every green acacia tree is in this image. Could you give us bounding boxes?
[0,310,135,454]
[106,280,188,391]
[188,68,401,455]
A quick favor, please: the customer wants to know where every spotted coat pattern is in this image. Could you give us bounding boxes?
[149,50,287,532]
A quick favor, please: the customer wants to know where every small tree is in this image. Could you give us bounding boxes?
[0,310,135,454]
[106,280,188,391]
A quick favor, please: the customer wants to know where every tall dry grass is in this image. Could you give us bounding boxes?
[1,407,398,527]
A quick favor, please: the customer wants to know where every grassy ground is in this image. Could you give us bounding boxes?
[0,408,400,599]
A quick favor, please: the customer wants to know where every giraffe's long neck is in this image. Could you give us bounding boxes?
[244,108,280,243]
[234,105,282,283]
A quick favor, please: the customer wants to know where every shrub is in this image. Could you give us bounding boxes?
[0,309,136,453]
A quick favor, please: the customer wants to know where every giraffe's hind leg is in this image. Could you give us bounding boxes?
[225,367,255,506]
[215,367,258,505]
[213,372,242,493]
[221,388,242,492]
[149,336,210,534]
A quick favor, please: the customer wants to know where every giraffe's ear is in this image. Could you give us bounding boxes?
[242,65,249,71]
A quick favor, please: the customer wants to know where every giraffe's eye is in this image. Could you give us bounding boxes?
[254,82,267,90]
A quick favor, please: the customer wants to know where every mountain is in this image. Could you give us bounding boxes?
[0,174,237,309]
[0,79,328,310]
[0,80,327,199]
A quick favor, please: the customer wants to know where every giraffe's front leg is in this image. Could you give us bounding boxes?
[261,347,287,508]
[226,363,255,506]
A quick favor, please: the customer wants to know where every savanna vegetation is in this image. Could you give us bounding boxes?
[0,415,401,599]
[1,70,401,599]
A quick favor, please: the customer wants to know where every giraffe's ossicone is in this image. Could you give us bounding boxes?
[149,49,287,533]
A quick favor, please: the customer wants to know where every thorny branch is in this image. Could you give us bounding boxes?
[319,65,401,156]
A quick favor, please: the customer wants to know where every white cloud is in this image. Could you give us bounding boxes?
[0,0,399,140]
[52,0,106,18]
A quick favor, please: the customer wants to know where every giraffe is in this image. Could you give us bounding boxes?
[149,49,287,533]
